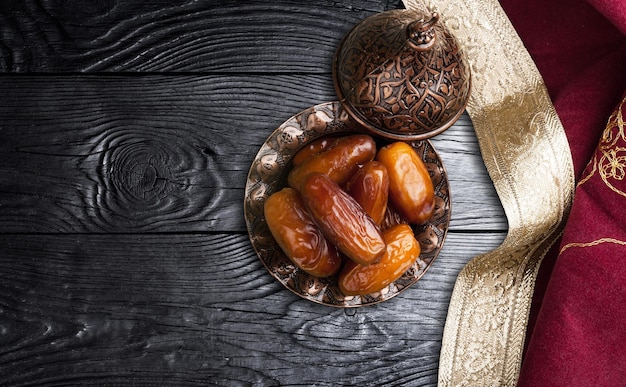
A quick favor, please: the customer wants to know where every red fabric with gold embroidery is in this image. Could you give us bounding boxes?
[496,0,626,385]
[519,97,626,385]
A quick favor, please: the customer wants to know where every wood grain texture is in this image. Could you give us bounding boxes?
[0,0,402,72]
[0,232,504,386]
[0,0,511,385]
[0,75,506,233]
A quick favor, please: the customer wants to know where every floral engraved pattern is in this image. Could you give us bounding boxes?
[334,9,470,139]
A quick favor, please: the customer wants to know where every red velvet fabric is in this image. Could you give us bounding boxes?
[588,0,626,34]
[496,0,626,385]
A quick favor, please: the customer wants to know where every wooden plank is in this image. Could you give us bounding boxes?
[0,75,506,233]
[0,1,511,386]
[0,75,333,233]
[0,0,402,73]
[0,231,505,386]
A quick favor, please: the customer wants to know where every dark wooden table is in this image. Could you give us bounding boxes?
[0,1,507,385]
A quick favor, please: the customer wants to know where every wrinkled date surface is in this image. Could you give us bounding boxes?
[346,161,389,226]
[376,141,435,225]
[264,187,342,277]
[264,134,438,299]
[339,224,421,296]
[300,172,386,266]
[288,134,376,190]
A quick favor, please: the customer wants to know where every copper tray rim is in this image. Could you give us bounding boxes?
[244,101,451,307]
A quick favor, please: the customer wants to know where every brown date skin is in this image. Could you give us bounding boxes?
[346,161,389,226]
[288,134,376,190]
[339,224,421,296]
[264,187,342,277]
[291,137,339,166]
[376,141,435,225]
[300,172,386,266]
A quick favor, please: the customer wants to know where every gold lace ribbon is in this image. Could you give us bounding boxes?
[402,0,575,385]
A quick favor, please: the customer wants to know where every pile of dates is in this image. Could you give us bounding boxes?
[264,134,435,296]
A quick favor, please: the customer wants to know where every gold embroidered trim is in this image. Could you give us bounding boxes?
[560,237,626,254]
[402,0,575,385]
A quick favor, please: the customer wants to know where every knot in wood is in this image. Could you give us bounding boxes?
[114,146,173,203]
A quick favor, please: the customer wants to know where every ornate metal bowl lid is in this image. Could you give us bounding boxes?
[333,8,471,140]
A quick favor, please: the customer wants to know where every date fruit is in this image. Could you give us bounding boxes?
[291,137,339,166]
[376,141,435,225]
[264,187,342,277]
[346,161,389,225]
[300,172,386,266]
[339,224,421,296]
[288,134,376,190]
